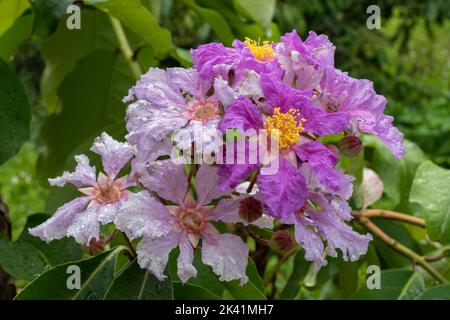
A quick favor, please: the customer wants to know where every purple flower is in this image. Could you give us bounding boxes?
[124,67,235,154]
[218,77,346,218]
[315,67,405,159]
[29,133,135,245]
[280,163,372,270]
[115,162,249,284]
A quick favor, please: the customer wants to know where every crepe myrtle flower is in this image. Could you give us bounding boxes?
[123,67,236,154]
[281,163,372,270]
[218,74,349,219]
[115,161,254,284]
[314,67,405,159]
[29,133,135,245]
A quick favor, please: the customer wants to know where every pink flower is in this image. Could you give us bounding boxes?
[29,133,135,245]
[115,161,250,284]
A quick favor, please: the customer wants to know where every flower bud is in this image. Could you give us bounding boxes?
[270,230,295,254]
[83,235,106,255]
[238,196,263,223]
[338,135,362,157]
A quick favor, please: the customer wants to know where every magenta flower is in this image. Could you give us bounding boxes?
[29,133,135,245]
[281,163,372,270]
[218,76,348,219]
[114,162,250,284]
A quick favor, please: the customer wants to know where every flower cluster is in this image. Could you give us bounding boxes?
[30,30,404,283]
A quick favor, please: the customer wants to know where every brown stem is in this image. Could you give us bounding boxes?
[358,217,447,283]
[246,170,259,194]
[352,209,425,227]
[121,232,137,259]
[245,227,270,246]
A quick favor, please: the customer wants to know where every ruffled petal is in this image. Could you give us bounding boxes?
[114,191,173,239]
[29,197,91,242]
[91,132,134,179]
[202,231,249,285]
[66,207,101,245]
[293,141,339,191]
[140,160,188,205]
[213,76,236,109]
[195,165,226,206]
[96,202,123,225]
[49,155,96,188]
[219,97,264,133]
[258,157,307,219]
[136,232,180,281]
[177,237,197,283]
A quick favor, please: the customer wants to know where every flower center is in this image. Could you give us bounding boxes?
[244,37,274,62]
[95,181,121,204]
[193,102,218,120]
[265,108,306,150]
[179,208,205,233]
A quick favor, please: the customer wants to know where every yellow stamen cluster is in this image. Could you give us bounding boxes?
[244,37,274,62]
[265,108,306,150]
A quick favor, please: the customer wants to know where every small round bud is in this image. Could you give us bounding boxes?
[338,135,362,157]
[238,196,263,223]
[270,230,295,254]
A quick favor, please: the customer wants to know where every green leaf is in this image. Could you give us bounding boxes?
[0,58,31,165]
[410,161,450,245]
[0,12,33,61]
[18,214,83,266]
[416,284,450,300]
[37,49,132,182]
[0,239,46,280]
[104,260,173,300]
[173,283,222,299]
[363,136,427,212]
[0,0,29,36]
[223,259,266,300]
[40,8,117,113]
[232,0,276,28]
[280,250,309,299]
[29,0,73,38]
[338,261,359,299]
[180,0,235,46]
[15,247,127,300]
[85,0,172,57]
[352,270,425,300]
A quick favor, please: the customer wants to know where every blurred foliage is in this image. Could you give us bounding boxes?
[0,0,449,300]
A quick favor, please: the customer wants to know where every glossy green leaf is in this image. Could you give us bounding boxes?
[0,13,33,61]
[416,284,450,300]
[85,0,172,57]
[338,261,359,299]
[18,213,83,266]
[0,58,31,165]
[280,250,309,299]
[352,270,425,300]
[37,49,132,182]
[223,259,266,300]
[15,247,127,300]
[173,283,222,299]
[232,0,276,28]
[180,0,235,46]
[40,9,117,113]
[0,239,46,280]
[0,0,29,36]
[29,0,73,38]
[410,161,450,244]
[104,260,173,300]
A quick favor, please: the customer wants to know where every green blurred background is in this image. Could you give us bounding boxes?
[0,0,449,241]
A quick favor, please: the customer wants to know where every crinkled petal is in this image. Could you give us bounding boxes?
[166,67,208,99]
[309,210,372,262]
[114,191,173,239]
[66,207,100,245]
[258,157,307,219]
[29,197,91,242]
[137,232,180,281]
[195,165,227,206]
[91,132,134,179]
[140,160,188,205]
[293,141,339,191]
[202,231,249,285]
[213,76,236,109]
[49,155,96,188]
[177,237,197,283]
[293,214,327,271]
[219,96,264,133]
[96,202,123,225]
[126,100,188,147]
